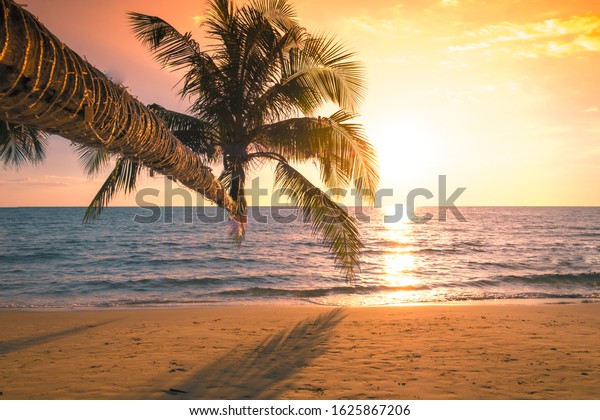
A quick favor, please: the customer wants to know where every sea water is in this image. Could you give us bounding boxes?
[0,206,598,307]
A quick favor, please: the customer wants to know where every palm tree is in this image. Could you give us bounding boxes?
[0,0,379,280]
[0,0,236,213]
[88,0,379,280]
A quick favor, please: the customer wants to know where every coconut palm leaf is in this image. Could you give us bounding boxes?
[281,33,367,112]
[83,157,143,223]
[148,104,220,160]
[249,75,319,123]
[251,111,378,202]
[246,33,365,124]
[236,8,279,90]
[249,0,298,31]
[218,166,233,191]
[128,11,227,112]
[203,0,238,46]
[72,144,111,176]
[235,8,308,119]
[272,158,362,281]
[128,12,204,71]
[0,121,48,167]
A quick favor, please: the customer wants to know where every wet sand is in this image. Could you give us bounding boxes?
[0,303,599,399]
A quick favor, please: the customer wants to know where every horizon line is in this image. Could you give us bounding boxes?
[1,205,599,209]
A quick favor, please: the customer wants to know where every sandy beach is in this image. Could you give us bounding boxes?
[0,302,598,400]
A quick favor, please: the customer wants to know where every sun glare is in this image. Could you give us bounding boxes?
[384,251,417,288]
[369,119,440,185]
[381,216,419,289]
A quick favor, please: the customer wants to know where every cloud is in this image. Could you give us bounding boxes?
[342,13,421,37]
[379,55,423,64]
[585,106,599,112]
[0,176,88,188]
[449,41,490,51]
[440,0,460,7]
[449,14,600,57]
[343,17,398,35]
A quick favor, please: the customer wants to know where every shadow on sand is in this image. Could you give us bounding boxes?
[0,320,117,356]
[161,308,346,399]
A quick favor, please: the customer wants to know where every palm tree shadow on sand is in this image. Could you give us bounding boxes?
[0,320,117,357]
[161,309,346,399]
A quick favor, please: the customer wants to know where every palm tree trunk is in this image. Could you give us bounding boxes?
[0,0,236,214]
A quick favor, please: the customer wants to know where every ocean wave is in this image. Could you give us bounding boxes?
[367,239,413,248]
[422,292,600,302]
[363,246,461,257]
[217,284,430,298]
[215,272,600,299]
[7,277,230,293]
[413,247,461,255]
[95,298,223,307]
[460,241,486,247]
[482,272,600,287]
[81,255,261,267]
[0,251,64,262]
[466,261,531,270]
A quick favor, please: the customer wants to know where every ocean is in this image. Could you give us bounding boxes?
[0,206,599,308]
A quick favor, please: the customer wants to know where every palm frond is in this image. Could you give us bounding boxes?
[249,73,319,122]
[148,104,220,160]
[128,11,231,114]
[218,165,233,191]
[72,144,111,176]
[282,33,367,112]
[251,112,379,202]
[128,12,204,71]
[273,158,362,281]
[238,21,313,123]
[250,0,298,31]
[83,157,143,223]
[246,30,365,123]
[0,121,48,167]
[204,0,237,41]
[327,110,379,202]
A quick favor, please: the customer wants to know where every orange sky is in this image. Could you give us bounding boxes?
[1,0,599,207]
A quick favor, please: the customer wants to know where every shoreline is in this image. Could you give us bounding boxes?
[1,302,599,399]
[1,297,598,313]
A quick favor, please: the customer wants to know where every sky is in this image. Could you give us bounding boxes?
[1,0,599,207]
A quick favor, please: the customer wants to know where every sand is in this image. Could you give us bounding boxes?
[0,303,599,399]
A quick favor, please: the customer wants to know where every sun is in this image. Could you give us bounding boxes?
[367,118,441,187]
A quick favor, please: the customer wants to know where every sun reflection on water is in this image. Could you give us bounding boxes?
[382,216,419,289]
